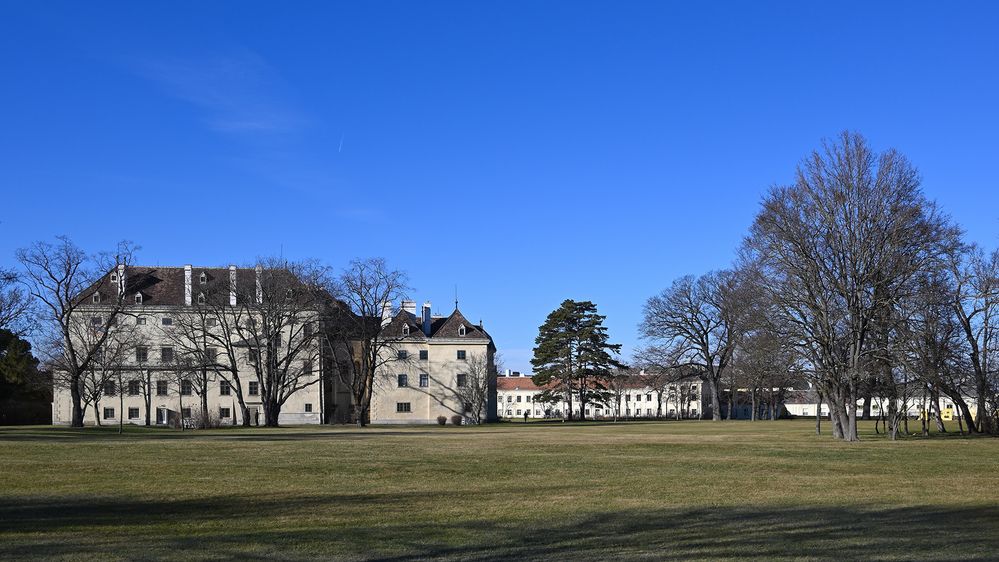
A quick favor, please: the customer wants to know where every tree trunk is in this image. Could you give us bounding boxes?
[93,401,102,427]
[931,388,946,433]
[143,370,152,426]
[709,376,722,421]
[861,394,872,421]
[70,379,85,427]
[750,390,757,421]
[815,391,822,435]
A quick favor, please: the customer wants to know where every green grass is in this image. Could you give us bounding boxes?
[0,420,997,560]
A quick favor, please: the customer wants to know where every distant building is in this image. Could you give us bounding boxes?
[495,371,707,420]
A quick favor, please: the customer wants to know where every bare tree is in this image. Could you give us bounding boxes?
[744,132,959,441]
[0,267,31,335]
[414,351,496,425]
[640,270,747,421]
[324,258,409,426]
[230,258,326,427]
[947,246,999,434]
[17,237,138,427]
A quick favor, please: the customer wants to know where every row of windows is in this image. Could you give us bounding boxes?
[397,373,467,388]
[395,402,472,414]
[102,380,261,397]
[101,402,314,420]
[397,350,468,361]
[501,408,700,417]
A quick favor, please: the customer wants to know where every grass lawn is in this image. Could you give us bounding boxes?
[1,420,997,561]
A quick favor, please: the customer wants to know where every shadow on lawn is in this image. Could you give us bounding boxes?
[0,427,519,443]
[1,495,997,560]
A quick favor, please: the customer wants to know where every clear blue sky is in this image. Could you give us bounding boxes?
[2,2,998,372]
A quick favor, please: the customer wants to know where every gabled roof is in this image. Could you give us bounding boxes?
[380,311,428,340]
[431,308,489,340]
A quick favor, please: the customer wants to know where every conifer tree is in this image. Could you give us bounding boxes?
[531,300,622,420]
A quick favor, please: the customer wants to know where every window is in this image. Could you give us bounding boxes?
[103,407,115,419]
[456,350,466,360]
[647,409,653,416]
[91,316,102,326]
[396,402,411,413]
[636,395,642,402]
[397,374,409,387]
[181,379,193,396]
[161,347,174,362]
[220,407,230,418]
[647,394,652,401]
[506,396,512,403]
[182,408,191,419]
[625,395,631,402]
[161,317,173,326]
[419,374,429,387]
[104,381,116,396]
[303,322,313,338]
[156,380,168,396]
[464,403,472,413]
[206,317,217,327]
[92,292,101,304]
[197,293,206,305]
[128,380,140,396]
[458,324,466,337]
[302,360,313,374]
[128,407,140,419]
[397,350,408,360]
[516,395,522,402]
[134,293,143,305]
[526,396,532,403]
[248,349,258,363]
[419,350,428,360]
[516,409,522,416]
[305,403,313,413]
[137,317,146,326]
[199,272,207,284]
[248,381,259,395]
[136,347,148,362]
[402,324,410,336]
[205,347,218,362]
[220,381,231,395]
[110,273,118,283]
[457,374,467,387]
[506,410,512,416]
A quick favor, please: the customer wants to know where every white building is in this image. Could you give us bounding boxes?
[496,372,706,420]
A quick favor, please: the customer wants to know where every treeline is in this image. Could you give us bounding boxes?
[638,132,998,441]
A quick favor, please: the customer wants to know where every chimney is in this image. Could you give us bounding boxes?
[401,299,416,316]
[116,264,126,296]
[422,301,432,336]
[184,265,192,306]
[255,264,263,304]
[228,265,237,306]
[380,301,393,327]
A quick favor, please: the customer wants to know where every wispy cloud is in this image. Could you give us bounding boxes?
[132,49,307,135]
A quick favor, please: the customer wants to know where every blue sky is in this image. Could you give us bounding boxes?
[2,2,998,372]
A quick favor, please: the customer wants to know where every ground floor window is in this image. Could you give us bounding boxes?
[128,407,140,419]
[396,402,411,413]
[182,408,192,419]
[305,403,313,413]
[220,407,231,418]
[103,407,115,420]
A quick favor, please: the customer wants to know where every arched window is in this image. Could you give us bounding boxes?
[199,272,207,284]
[134,293,143,305]
[458,324,466,337]
[92,292,101,304]
[402,324,410,336]
[197,292,206,305]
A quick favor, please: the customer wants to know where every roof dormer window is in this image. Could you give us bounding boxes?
[134,293,143,305]
[199,272,207,284]
[402,324,410,336]
[197,292,206,305]
[110,273,118,283]
[458,324,466,337]
[92,292,101,304]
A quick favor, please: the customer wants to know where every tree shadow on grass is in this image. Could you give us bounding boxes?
[1,495,997,560]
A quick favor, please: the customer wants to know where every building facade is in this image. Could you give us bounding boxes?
[52,265,495,426]
[496,372,706,420]
[370,301,497,424]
